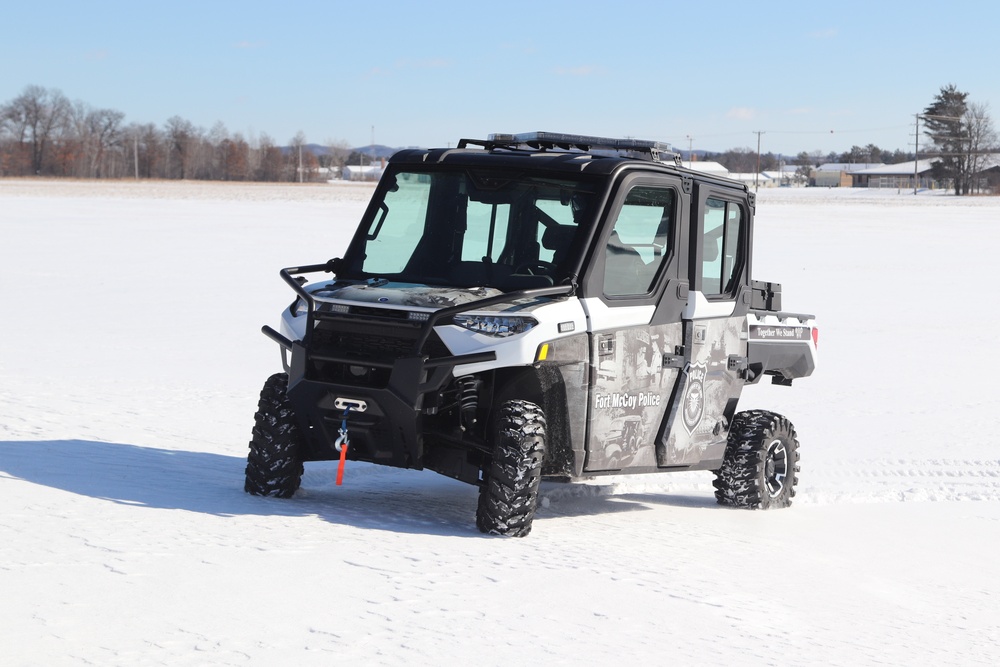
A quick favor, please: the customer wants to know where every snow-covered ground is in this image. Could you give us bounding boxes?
[2,179,999,665]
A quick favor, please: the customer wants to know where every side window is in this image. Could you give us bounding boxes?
[603,186,675,296]
[700,197,745,298]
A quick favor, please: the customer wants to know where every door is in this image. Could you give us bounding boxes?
[656,188,751,467]
[581,176,687,472]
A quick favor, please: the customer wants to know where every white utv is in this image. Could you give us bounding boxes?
[245,132,818,536]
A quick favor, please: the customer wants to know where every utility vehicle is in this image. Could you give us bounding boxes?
[245,132,818,536]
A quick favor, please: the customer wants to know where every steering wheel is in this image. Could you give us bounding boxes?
[514,260,557,276]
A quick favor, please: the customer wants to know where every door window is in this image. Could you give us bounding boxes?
[701,198,745,298]
[603,186,675,296]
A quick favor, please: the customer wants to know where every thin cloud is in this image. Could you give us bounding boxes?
[727,107,755,120]
[233,40,266,49]
[85,49,109,61]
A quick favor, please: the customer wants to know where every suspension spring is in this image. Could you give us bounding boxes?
[457,375,479,431]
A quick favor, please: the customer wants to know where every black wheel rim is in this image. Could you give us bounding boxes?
[764,438,788,497]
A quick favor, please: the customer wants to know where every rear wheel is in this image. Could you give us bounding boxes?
[245,373,305,498]
[476,400,546,537]
[713,410,799,509]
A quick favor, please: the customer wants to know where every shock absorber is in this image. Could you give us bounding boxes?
[457,375,479,431]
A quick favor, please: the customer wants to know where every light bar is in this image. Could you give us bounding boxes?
[484,131,680,164]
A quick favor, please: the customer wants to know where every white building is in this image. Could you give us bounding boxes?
[812,163,883,187]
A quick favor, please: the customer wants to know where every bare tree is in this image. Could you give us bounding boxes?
[127,122,164,178]
[289,131,307,183]
[713,147,756,173]
[3,85,70,174]
[965,101,998,193]
[325,138,351,178]
[164,116,200,179]
[255,133,283,181]
[70,100,122,177]
[91,108,125,177]
[223,132,251,181]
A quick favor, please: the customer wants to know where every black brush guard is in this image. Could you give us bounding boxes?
[261,262,573,472]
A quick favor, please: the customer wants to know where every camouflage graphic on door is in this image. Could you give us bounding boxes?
[658,315,747,467]
[585,323,682,471]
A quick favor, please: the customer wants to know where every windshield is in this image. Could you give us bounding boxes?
[343,167,601,291]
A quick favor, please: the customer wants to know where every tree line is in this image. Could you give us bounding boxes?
[0,85,353,181]
[2,83,996,192]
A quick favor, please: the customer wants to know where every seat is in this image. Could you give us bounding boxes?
[604,232,648,295]
[540,225,576,266]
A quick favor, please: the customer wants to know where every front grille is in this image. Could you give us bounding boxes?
[306,317,451,387]
[349,305,413,320]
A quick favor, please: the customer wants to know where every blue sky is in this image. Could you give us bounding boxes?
[3,0,998,156]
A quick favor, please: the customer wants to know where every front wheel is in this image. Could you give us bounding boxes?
[476,400,546,537]
[713,410,800,509]
[244,373,305,498]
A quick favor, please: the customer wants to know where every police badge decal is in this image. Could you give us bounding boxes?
[682,362,707,434]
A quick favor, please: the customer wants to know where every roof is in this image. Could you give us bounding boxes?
[975,153,1000,171]
[727,173,771,184]
[684,161,729,175]
[816,163,884,172]
[761,169,799,179]
[849,159,937,176]
[386,146,751,194]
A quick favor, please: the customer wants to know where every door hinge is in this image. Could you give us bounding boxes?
[662,345,686,369]
[728,354,749,377]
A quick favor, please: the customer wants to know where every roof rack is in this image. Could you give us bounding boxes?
[457,131,681,165]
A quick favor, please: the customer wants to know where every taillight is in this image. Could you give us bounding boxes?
[811,327,819,348]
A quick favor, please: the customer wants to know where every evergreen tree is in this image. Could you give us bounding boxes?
[923,84,969,194]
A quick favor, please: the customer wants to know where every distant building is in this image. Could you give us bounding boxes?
[685,161,774,187]
[343,158,386,181]
[849,160,939,190]
[762,166,804,186]
[972,154,1000,193]
[812,163,883,187]
[684,160,729,176]
[728,172,774,187]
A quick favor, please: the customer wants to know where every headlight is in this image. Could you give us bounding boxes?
[453,314,538,337]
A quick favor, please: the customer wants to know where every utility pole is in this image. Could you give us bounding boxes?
[686,135,693,168]
[753,131,765,191]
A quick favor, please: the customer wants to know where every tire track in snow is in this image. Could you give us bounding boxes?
[532,458,1000,511]
[797,458,1000,504]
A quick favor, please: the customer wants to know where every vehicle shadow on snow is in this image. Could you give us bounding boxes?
[0,439,481,537]
[0,440,716,536]
[538,483,719,518]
